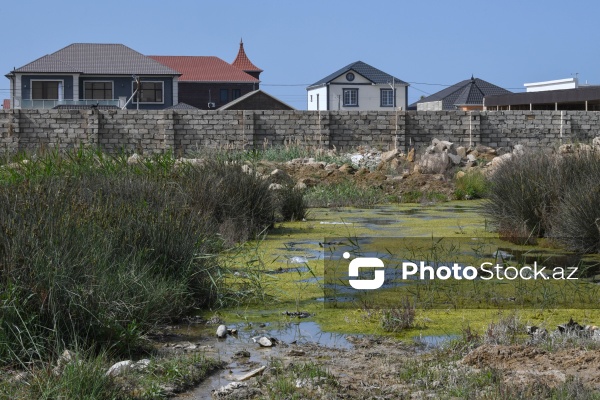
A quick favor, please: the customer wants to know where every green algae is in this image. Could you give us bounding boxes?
[208,200,600,341]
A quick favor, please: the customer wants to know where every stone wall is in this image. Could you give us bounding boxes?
[2,109,600,155]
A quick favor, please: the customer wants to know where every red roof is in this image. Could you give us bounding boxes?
[148,55,259,83]
[2,99,10,109]
[232,40,263,72]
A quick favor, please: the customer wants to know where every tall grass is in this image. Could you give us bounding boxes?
[484,150,600,251]
[0,148,302,367]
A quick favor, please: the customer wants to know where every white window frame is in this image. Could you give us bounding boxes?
[381,88,395,107]
[343,88,358,107]
[132,80,164,104]
[83,80,114,100]
[30,79,64,100]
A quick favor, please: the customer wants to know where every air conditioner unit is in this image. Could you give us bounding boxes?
[207,102,216,108]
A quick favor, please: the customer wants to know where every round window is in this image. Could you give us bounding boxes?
[346,72,355,81]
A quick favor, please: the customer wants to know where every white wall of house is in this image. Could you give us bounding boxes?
[417,100,443,111]
[308,71,407,111]
[307,86,327,110]
[524,78,579,92]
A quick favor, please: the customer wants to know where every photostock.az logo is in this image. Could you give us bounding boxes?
[344,252,385,290]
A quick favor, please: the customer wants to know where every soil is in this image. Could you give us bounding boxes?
[264,160,457,200]
[462,344,600,389]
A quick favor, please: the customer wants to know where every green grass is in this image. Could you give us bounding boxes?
[304,180,387,208]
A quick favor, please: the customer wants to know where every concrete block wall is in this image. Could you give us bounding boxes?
[2,109,600,155]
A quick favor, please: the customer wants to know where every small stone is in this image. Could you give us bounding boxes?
[216,325,228,338]
[106,360,133,377]
[255,336,273,347]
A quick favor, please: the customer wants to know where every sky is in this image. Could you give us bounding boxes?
[2,0,600,109]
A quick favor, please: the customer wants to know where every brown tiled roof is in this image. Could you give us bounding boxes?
[148,55,259,83]
[12,43,179,75]
[231,40,262,73]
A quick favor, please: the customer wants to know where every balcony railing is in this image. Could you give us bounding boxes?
[18,99,122,109]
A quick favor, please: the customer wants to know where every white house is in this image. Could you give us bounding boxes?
[306,61,408,111]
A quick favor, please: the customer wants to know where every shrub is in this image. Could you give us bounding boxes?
[0,150,289,365]
[483,151,563,239]
[454,170,488,200]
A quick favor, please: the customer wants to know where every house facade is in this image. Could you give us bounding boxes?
[5,43,180,110]
[149,41,262,110]
[306,61,408,111]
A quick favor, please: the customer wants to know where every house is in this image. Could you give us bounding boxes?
[217,89,294,111]
[149,40,262,110]
[484,78,600,111]
[306,61,408,111]
[410,76,511,111]
[5,43,181,110]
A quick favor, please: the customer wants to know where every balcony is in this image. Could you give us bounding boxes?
[17,99,122,109]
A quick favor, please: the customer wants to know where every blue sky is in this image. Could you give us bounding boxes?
[2,0,599,109]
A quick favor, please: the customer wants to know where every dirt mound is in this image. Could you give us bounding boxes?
[462,344,600,389]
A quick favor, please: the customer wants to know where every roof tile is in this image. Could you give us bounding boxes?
[148,56,259,83]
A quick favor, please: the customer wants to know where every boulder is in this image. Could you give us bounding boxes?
[381,148,401,163]
[513,144,525,156]
[406,148,416,162]
[456,146,467,159]
[447,153,462,165]
[491,153,512,169]
[418,152,452,174]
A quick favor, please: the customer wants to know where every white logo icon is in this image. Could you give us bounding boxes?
[344,252,385,290]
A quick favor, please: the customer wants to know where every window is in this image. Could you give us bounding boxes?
[134,81,163,103]
[343,89,358,107]
[232,89,241,100]
[381,89,395,107]
[32,81,61,100]
[84,81,112,100]
[220,89,229,103]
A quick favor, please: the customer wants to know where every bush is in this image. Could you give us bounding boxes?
[454,170,488,200]
[0,150,294,365]
[483,151,563,240]
[484,150,600,252]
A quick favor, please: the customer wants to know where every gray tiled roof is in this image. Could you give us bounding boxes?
[411,77,512,109]
[12,43,179,75]
[165,102,199,110]
[307,61,407,89]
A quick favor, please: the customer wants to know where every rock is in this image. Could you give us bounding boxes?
[381,148,400,163]
[513,144,525,156]
[106,360,133,377]
[559,143,573,154]
[127,153,142,165]
[235,365,266,381]
[227,328,238,335]
[254,336,273,347]
[456,171,466,179]
[270,168,291,183]
[491,153,512,169]
[350,154,364,166]
[213,382,248,396]
[241,164,253,175]
[288,349,306,356]
[233,350,251,358]
[268,183,283,190]
[433,139,455,153]
[53,349,76,376]
[476,145,497,155]
[418,152,452,174]
[407,148,415,162]
[456,146,467,158]
[174,158,204,168]
[593,136,600,150]
[447,153,462,165]
[216,325,228,338]
[132,359,150,371]
[338,163,356,174]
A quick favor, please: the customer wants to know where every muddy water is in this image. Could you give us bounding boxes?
[177,201,487,398]
[174,321,352,399]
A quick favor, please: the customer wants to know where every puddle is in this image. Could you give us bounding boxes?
[174,321,353,399]
[414,334,459,347]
